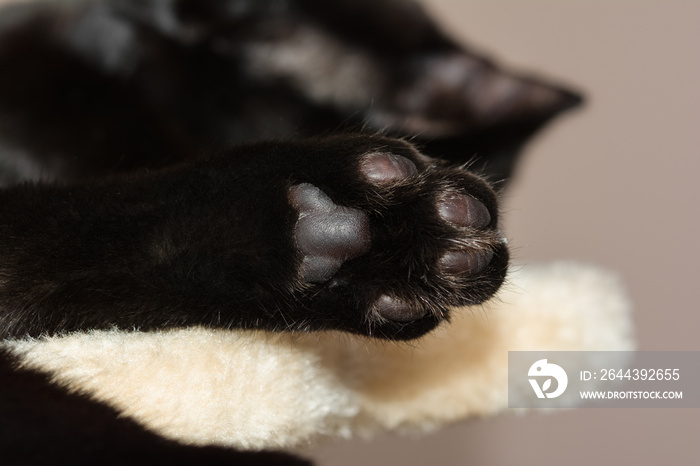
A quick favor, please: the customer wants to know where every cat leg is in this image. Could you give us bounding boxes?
[0,135,506,340]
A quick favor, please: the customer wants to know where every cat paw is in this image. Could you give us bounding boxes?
[287,137,508,339]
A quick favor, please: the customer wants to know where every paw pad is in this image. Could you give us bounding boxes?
[438,249,494,275]
[436,193,494,275]
[289,183,371,283]
[373,295,428,322]
[437,193,491,229]
[361,151,417,184]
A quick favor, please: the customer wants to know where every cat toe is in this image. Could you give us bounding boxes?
[373,295,428,322]
[437,193,492,229]
[435,192,496,275]
[438,249,494,276]
[361,151,418,184]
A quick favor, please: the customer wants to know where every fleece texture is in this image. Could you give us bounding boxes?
[2,262,633,450]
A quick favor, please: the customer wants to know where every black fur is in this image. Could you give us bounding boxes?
[0,0,580,184]
[0,0,581,463]
[0,135,508,341]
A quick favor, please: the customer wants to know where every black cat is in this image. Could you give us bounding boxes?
[0,0,581,463]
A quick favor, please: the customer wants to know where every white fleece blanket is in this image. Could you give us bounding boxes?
[2,262,634,450]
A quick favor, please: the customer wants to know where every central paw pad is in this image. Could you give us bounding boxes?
[289,183,371,283]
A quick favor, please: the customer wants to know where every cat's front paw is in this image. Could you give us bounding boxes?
[287,137,508,339]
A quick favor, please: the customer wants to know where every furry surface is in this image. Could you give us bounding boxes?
[3,262,633,451]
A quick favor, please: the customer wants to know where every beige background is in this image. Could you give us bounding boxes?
[311,1,700,465]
